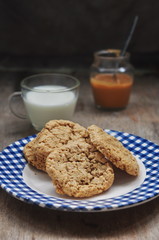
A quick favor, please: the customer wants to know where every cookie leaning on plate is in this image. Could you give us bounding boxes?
[46,141,114,198]
[23,138,44,170]
[87,125,139,176]
[26,120,88,172]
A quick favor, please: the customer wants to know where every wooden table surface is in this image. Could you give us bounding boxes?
[1,70,159,240]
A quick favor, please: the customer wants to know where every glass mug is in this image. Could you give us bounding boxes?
[90,49,134,109]
[9,73,80,131]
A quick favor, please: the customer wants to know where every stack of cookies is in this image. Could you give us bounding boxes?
[23,120,139,198]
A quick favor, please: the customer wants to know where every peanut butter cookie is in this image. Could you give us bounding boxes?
[87,125,139,176]
[46,141,114,198]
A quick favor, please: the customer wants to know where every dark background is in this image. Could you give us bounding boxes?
[0,0,158,70]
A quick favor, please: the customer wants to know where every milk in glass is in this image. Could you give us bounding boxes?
[23,85,77,130]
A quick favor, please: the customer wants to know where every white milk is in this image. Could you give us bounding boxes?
[23,85,78,130]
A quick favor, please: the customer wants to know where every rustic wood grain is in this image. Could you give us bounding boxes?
[1,71,159,240]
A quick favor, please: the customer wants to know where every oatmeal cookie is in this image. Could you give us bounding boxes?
[33,120,88,171]
[46,141,114,198]
[23,138,47,171]
[87,125,139,176]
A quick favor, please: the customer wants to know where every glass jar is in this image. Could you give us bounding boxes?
[90,49,134,109]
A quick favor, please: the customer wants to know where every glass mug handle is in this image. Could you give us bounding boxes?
[8,92,27,119]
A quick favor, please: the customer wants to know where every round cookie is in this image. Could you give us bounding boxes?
[46,141,114,198]
[23,138,47,171]
[87,125,139,176]
[34,120,89,171]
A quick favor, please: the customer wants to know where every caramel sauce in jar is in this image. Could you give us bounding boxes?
[91,73,133,109]
[90,49,134,109]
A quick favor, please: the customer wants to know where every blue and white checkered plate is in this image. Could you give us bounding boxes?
[0,129,159,212]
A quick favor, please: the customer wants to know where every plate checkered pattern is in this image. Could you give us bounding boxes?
[0,130,159,212]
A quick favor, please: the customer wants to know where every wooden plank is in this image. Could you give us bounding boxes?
[1,72,159,240]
